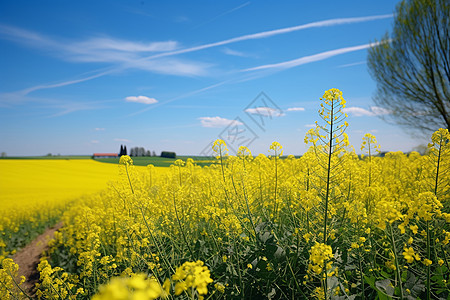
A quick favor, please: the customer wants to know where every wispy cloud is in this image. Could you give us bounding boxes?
[287,107,305,112]
[125,96,158,104]
[192,2,251,29]
[94,128,105,131]
[91,140,100,144]
[305,124,316,128]
[114,138,130,142]
[0,14,391,96]
[199,116,243,128]
[17,70,112,96]
[0,91,110,116]
[243,43,378,72]
[343,106,390,117]
[74,37,178,53]
[337,61,366,68]
[222,47,248,57]
[46,100,108,117]
[0,24,210,81]
[129,41,379,116]
[142,14,392,62]
[245,107,285,117]
[0,24,179,55]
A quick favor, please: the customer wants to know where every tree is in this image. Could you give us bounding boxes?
[161,151,176,158]
[119,145,124,156]
[367,0,450,134]
[124,146,127,156]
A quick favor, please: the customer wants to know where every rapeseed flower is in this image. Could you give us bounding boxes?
[172,260,213,298]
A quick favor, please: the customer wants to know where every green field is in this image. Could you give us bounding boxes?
[94,155,215,167]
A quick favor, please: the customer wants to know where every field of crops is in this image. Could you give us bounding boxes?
[1,89,449,299]
[0,159,135,260]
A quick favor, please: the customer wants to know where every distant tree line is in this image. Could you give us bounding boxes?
[160,151,176,158]
[119,145,127,156]
[119,145,157,157]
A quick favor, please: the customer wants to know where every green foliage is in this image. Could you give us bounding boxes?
[367,0,450,134]
[161,151,176,159]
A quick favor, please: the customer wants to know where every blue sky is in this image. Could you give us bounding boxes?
[0,0,428,156]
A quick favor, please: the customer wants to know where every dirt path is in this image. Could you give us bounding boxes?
[12,222,63,296]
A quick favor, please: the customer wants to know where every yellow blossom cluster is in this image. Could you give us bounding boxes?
[172,260,213,298]
[309,243,333,275]
[92,273,167,300]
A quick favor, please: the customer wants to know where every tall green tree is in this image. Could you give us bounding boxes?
[368,0,450,134]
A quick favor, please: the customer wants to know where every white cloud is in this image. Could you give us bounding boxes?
[0,24,178,53]
[91,140,100,144]
[343,106,390,117]
[126,58,210,76]
[125,96,158,104]
[76,38,178,53]
[95,128,105,131]
[371,106,390,116]
[199,116,243,128]
[1,13,392,95]
[243,43,379,72]
[245,107,285,117]
[343,107,374,116]
[287,107,305,112]
[144,14,392,61]
[0,24,210,84]
[222,47,247,57]
[192,2,250,29]
[305,124,316,128]
[114,138,130,142]
[338,61,366,68]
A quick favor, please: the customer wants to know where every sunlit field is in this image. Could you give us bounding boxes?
[0,160,158,260]
[1,89,449,299]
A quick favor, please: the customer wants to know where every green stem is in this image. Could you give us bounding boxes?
[433,135,442,196]
[241,160,258,242]
[139,206,175,274]
[5,270,33,300]
[426,220,431,300]
[388,223,404,299]
[323,100,334,245]
[125,164,134,195]
[173,193,195,259]
[0,280,20,300]
[358,251,365,299]
[273,154,279,220]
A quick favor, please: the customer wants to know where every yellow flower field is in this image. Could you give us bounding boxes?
[1,89,449,300]
[0,159,121,205]
[0,159,161,260]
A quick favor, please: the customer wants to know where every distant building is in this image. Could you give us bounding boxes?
[93,153,118,158]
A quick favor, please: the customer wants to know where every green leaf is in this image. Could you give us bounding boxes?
[375,278,394,299]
